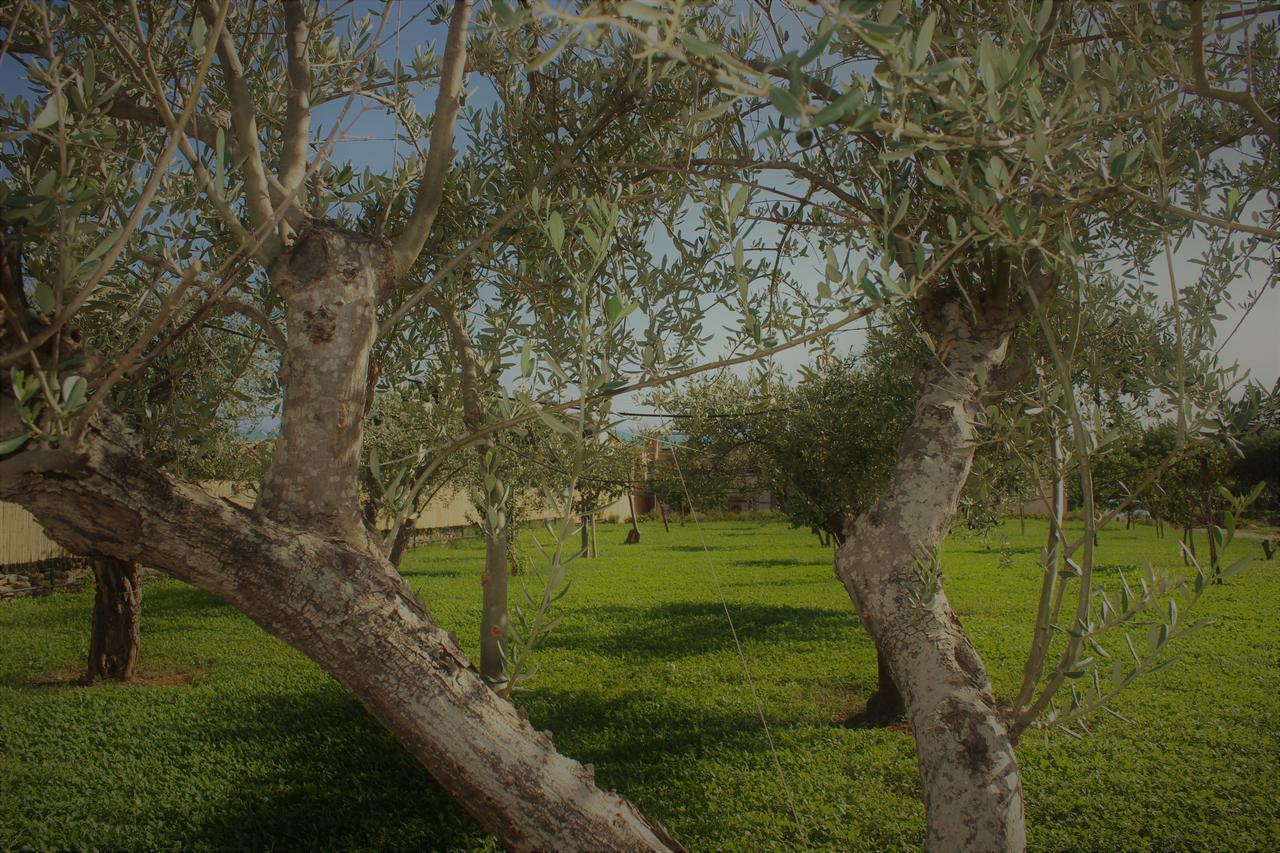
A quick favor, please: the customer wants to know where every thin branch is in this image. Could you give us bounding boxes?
[197,0,284,251]
[70,262,204,441]
[1119,185,1280,241]
[378,72,644,336]
[0,0,231,369]
[278,0,312,200]
[390,0,474,277]
[1186,0,1279,142]
[131,249,285,353]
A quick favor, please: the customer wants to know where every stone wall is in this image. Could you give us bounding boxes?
[0,557,92,600]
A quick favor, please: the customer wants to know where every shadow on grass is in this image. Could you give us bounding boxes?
[732,558,814,569]
[524,686,787,769]
[398,566,463,579]
[722,576,833,591]
[190,683,771,849]
[545,601,854,659]
[185,686,489,850]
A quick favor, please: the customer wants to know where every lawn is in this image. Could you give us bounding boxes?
[1,518,1277,851]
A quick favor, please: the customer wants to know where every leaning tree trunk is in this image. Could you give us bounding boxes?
[4,423,678,850]
[2,223,680,851]
[835,298,1028,852]
[85,557,141,684]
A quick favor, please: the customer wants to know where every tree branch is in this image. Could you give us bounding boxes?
[425,292,483,429]
[1186,0,1279,142]
[0,0,230,369]
[390,0,474,278]
[278,0,311,200]
[1119,184,1280,241]
[197,0,284,253]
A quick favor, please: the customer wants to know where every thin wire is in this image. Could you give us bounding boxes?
[665,437,807,842]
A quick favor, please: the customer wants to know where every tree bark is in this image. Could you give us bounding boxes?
[626,493,641,543]
[855,648,906,724]
[85,557,141,684]
[255,224,387,554]
[388,519,414,568]
[832,523,906,728]
[834,299,1027,852]
[2,418,680,851]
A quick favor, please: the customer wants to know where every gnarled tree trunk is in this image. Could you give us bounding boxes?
[2,222,680,851]
[4,421,679,850]
[255,223,386,555]
[835,293,1032,852]
[85,557,141,684]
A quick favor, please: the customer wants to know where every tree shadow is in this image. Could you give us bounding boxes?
[732,558,814,569]
[523,686,786,769]
[544,601,855,660]
[190,683,785,850]
[722,576,832,590]
[184,686,491,850]
[398,566,463,579]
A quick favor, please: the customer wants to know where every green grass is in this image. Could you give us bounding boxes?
[2,519,1277,851]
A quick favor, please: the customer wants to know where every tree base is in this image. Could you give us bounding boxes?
[842,687,908,729]
[85,558,141,684]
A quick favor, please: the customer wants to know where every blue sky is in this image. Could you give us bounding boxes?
[1,0,1274,421]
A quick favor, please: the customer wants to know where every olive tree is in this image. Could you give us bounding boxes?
[534,0,1278,847]
[0,2,705,847]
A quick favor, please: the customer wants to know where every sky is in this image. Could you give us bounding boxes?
[1,0,1275,425]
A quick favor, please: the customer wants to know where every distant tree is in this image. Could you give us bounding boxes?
[647,373,766,520]
[1233,430,1280,519]
[570,435,640,555]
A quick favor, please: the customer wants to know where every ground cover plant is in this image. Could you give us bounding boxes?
[2,519,1276,852]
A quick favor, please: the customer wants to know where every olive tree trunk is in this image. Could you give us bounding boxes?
[835,297,1029,852]
[480,521,510,686]
[2,223,680,851]
[85,557,141,684]
[832,525,905,726]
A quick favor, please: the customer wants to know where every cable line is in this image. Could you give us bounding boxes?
[665,436,808,843]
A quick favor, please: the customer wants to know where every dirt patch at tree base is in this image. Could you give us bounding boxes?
[838,705,912,734]
[22,666,201,689]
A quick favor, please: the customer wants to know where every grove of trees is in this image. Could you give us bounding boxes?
[1,1,1275,850]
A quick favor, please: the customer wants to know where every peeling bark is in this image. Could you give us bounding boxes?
[835,296,1029,852]
[2,418,681,851]
[85,557,141,684]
